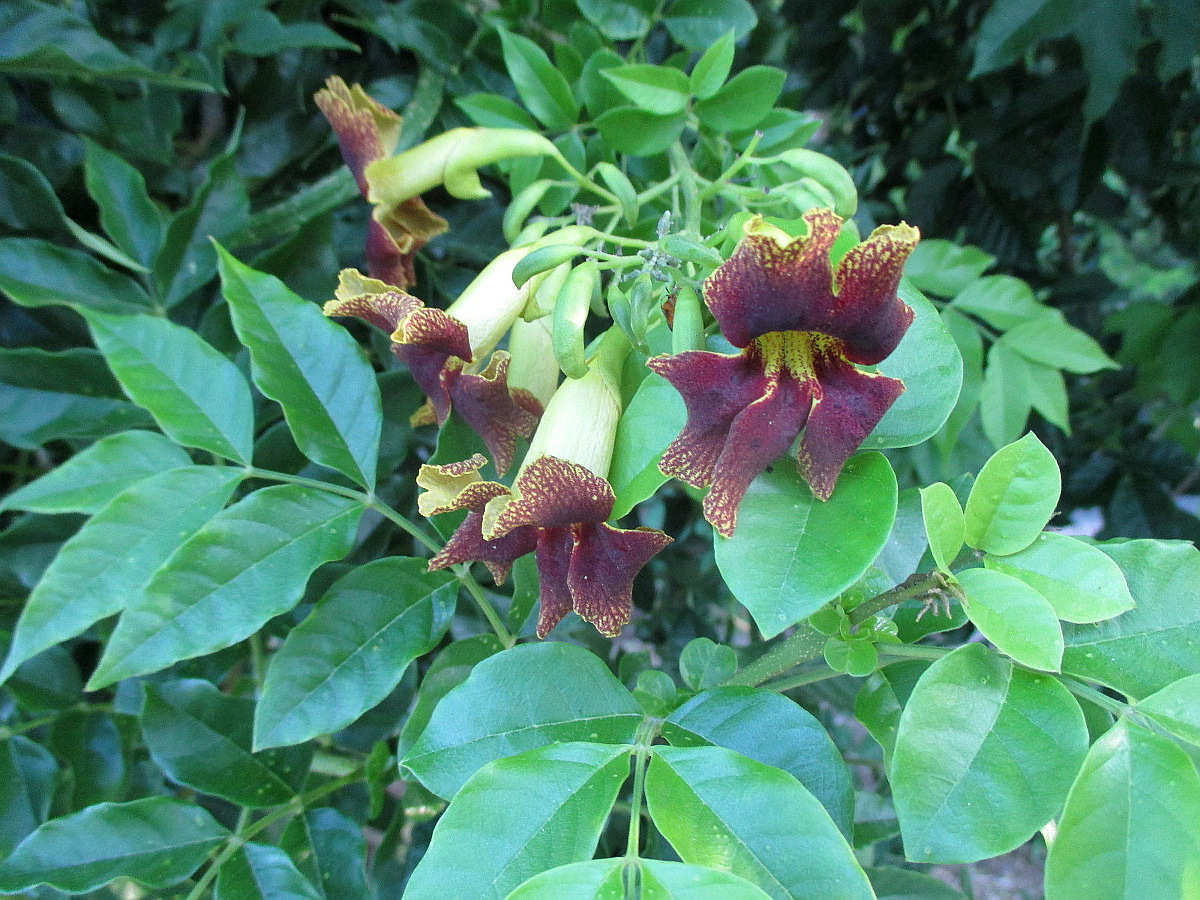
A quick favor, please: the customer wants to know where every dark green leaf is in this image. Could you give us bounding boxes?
[0,797,228,894]
[594,106,687,157]
[694,66,784,132]
[142,679,311,807]
[404,742,631,900]
[0,467,242,682]
[577,0,656,40]
[715,452,897,638]
[867,866,966,899]
[646,745,873,899]
[87,311,255,463]
[82,138,165,269]
[891,645,1087,863]
[217,246,381,489]
[254,557,456,750]
[0,152,66,232]
[280,808,370,900]
[88,485,362,688]
[215,841,323,900]
[0,737,57,859]
[970,0,1082,76]
[0,237,153,314]
[401,642,641,798]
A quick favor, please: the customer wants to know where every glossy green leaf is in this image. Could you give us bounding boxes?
[87,311,255,463]
[854,661,929,766]
[280,808,370,900]
[82,138,165,268]
[863,285,963,450]
[985,532,1134,623]
[49,710,124,809]
[0,430,190,515]
[979,341,1034,448]
[594,106,687,156]
[891,644,1086,863]
[0,797,228,894]
[217,245,380,488]
[504,858,625,899]
[1045,719,1200,898]
[455,92,540,130]
[405,742,631,900]
[690,29,736,99]
[716,452,897,638]
[0,737,57,858]
[610,372,687,518]
[679,638,738,692]
[964,432,1060,554]
[254,557,456,750]
[641,860,775,899]
[602,64,690,116]
[498,30,579,130]
[663,686,854,837]
[664,0,758,50]
[920,482,964,572]
[0,466,242,682]
[142,679,310,807]
[0,152,65,232]
[902,240,994,297]
[950,274,1044,330]
[646,745,873,899]
[695,65,784,131]
[1004,315,1118,374]
[1137,674,1200,748]
[215,842,322,900]
[0,237,153,313]
[88,485,362,688]
[1062,540,1200,698]
[402,642,641,798]
[957,567,1064,671]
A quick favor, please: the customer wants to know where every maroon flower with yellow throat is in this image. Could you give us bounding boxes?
[418,330,672,638]
[648,209,919,537]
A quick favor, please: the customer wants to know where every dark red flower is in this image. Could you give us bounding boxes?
[648,209,919,537]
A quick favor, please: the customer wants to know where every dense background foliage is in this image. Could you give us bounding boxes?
[1,0,1198,897]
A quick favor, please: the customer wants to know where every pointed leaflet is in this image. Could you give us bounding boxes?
[87,311,255,463]
[715,452,897,638]
[646,745,873,899]
[0,467,242,683]
[0,737,57,859]
[280,808,370,900]
[0,798,228,894]
[0,237,154,314]
[88,485,362,688]
[0,430,191,515]
[215,842,323,900]
[254,557,456,750]
[891,645,1087,864]
[82,137,165,268]
[217,244,380,488]
[142,679,311,808]
[1045,719,1200,898]
[401,643,641,799]
[404,742,631,900]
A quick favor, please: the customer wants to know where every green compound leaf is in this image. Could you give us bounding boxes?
[956,567,1064,671]
[0,430,191,515]
[716,452,897,639]
[404,743,631,900]
[0,797,228,894]
[1062,540,1200,699]
[88,485,362,689]
[1045,719,1200,897]
[87,311,255,464]
[401,643,641,799]
[576,0,656,40]
[254,557,457,750]
[985,532,1134,623]
[0,736,57,859]
[690,29,736,99]
[504,859,625,900]
[594,106,687,156]
[0,466,242,683]
[902,240,995,297]
[142,679,310,808]
[646,745,873,899]
[82,138,165,269]
[217,244,381,489]
[641,861,774,900]
[891,644,1087,864]
[919,481,965,572]
[964,432,1060,555]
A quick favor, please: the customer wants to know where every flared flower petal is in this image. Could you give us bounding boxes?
[567,522,673,637]
[443,352,539,476]
[482,456,614,539]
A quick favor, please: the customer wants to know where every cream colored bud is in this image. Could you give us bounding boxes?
[506,316,559,410]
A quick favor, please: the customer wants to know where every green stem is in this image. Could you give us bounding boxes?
[698,132,762,202]
[549,149,620,207]
[1059,676,1131,718]
[623,717,661,895]
[877,643,951,662]
[668,144,702,235]
[725,572,946,687]
[454,566,515,648]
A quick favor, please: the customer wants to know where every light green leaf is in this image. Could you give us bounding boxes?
[642,860,775,899]
[498,30,579,131]
[678,638,738,692]
[0,430,190,515]
[504,859,624,899]
[902,240,994,297]
[1024,358,1071,432]
[892,644,1087,863]
[964,432,1060,555]
[254,557,456,750]
[594,106,687,156]
[1045,719,1200,898]
[215,842,323,900]
[950,274,1044,330]
[610,372,687,518]
[401,642,641,799]
[455,92,540,130]
[142,679,311,808]
[0,237,153,313]
[646,745,873,899]
[1003,315,1119,374]
[0,466,242,683]
[690,30,736,99]
[694,65,784,132]
[0,797,228,894]
[979,341,1034,448]
[1137,674,1200,748]
[956,567,1064,671]
[88,485,362,688]
[985,532,1134,623]
[920,482,964,572]
[664,0,758,51]
[405,743,631,900]
[716,452,897,638]
[602,64,690,116]
[855,661,929,766]
[217,245,381,488]
[86,311,255,463]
